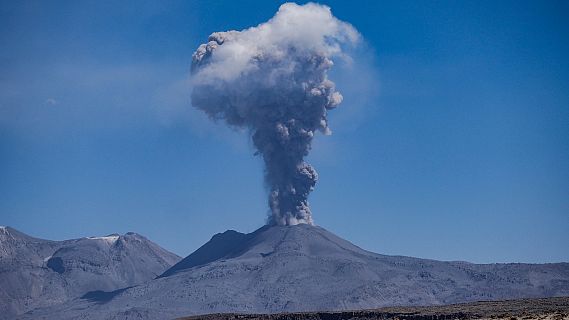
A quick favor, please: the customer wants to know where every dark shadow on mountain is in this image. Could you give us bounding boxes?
[159,225,271,278]
[81,287,131,304]
[46,257,65,274]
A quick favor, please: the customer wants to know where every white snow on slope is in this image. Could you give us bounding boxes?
[86,235,120,244]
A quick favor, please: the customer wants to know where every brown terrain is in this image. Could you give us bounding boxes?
[180,296,569,320]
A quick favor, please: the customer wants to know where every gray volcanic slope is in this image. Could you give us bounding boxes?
[0,226,180,319]
[21,224,569,320]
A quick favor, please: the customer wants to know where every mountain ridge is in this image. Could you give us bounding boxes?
[20,223,569,320]
[0,226,181,319]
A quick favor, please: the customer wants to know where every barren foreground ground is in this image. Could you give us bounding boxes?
[180,296,569,320]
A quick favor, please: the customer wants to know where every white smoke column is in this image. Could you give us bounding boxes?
[191,2,360,225]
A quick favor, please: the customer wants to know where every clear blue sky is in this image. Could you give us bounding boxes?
[1,1,568,263]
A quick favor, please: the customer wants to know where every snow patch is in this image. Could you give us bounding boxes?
[87,236,120,244]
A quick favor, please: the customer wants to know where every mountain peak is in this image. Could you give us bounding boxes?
[0,226,9,235]
[159,227,258,278]
[0,226,44,244]
[160,224,366,278]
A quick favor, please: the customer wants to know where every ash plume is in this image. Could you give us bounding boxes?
[190,2,360,225]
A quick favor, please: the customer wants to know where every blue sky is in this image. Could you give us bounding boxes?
[1,0,568,263]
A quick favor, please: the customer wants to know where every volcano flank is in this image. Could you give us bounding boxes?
[21,224,569,320]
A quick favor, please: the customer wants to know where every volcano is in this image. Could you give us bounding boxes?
[21,224,569,319]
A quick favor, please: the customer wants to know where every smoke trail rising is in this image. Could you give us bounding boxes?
[191,2,359,225]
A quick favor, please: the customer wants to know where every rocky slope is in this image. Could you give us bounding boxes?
[0,226,180,319]
[21,224,569,320]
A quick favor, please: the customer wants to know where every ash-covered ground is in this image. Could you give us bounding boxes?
[180,296,569,320]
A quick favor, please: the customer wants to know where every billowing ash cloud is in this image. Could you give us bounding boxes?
[190,2,360,226]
